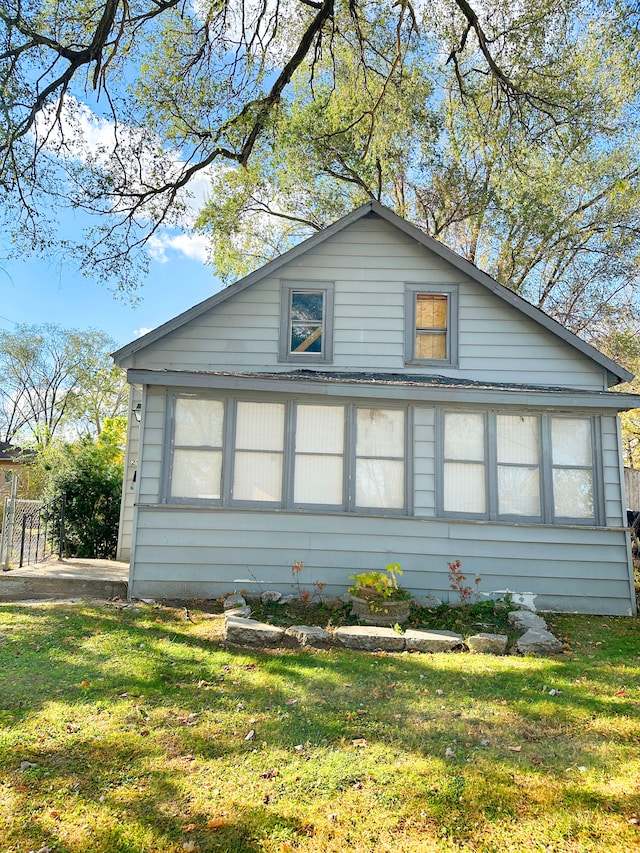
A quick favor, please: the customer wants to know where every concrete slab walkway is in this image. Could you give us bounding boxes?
[0,557,129,602]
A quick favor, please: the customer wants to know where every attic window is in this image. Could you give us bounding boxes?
[291,291,324,354]
[279,281,334,363]
[405,284,458,366]
[416,294,448,359]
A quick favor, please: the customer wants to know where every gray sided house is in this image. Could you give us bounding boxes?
[113,202,640,615]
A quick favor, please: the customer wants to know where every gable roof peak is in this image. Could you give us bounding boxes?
[113,201,631,386]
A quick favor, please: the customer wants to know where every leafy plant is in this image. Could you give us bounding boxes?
[448,559,481,604]
[348,563,411,601]
[290,560,326,603]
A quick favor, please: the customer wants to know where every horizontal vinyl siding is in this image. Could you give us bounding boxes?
[602,415,625,526]
[131,218,607,390]
[116,389,140,562]
[137,392,166,505]
[413,406,435,516]
[129,507,634,615]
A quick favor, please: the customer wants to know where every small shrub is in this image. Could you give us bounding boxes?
[448,559,481,604]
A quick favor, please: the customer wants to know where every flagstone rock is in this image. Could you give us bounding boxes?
[413,596,443,609]
[333,625,405,652]
[225,615,294,647]
[285,625,331,649]
[223,593,247,611]
[404,629,464,653]
[508,610,548,631]
[261,591,283,604]
[516,627,563,656]
[467,632,509,655]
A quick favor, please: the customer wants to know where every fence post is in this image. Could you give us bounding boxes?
[58,494,66,559]
[19,512,27,568]
[1,476,18,571]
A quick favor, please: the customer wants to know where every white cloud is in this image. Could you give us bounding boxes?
[34,97,215,257]
[147,232,210,264]
[135,327,154,337]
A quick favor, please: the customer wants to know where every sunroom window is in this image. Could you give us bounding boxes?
[294,404,345,506]
[439,411,597,524]
[551,417,594,519]
[170,398,224,500]
[232,402,285,503]
[497,415,541,517]
[355,408,405,509]
[166,395,406,513]
[443,412,486,514]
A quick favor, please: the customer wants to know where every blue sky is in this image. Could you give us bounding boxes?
[0,237,223,349]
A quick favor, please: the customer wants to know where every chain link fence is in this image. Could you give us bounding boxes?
[0,486,64,570]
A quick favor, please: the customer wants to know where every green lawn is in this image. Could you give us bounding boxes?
[1,601,639,852]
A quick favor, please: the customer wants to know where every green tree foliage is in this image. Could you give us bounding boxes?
[4,0,640,295]
[197,3,640,335]
[38,419,126,559]
[0,324,127,448]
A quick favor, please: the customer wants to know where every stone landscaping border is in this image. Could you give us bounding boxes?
[223,594,564,656]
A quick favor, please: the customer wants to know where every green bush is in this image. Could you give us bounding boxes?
[39,419,125,558]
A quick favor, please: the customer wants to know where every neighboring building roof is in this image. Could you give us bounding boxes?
[113,201,632,386]
[0,442,34,462]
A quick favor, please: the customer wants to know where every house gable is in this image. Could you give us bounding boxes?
[114,206,625,391]
[114,204,638,616]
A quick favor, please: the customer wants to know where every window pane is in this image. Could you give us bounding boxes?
[291,291,323,354]
[233,452,282,502]
[174,398,224,446]
[444,412,484,461]
[443,462,486,513]
[356,459,404,508]
[235,402,284,451]
[356,409,404,457]
[415,332,446,359]
[171,449,222,499]
[416,294,447,328]
[294,456,343,505]
[553,469,594,518]
[296,405,344,453]
[498,466,540,516]
[552,418,592,466]
[497,415,538,464]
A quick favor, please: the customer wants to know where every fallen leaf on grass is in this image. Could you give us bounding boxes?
[183,823,197,832]
[207,817,227,829]
[66,723,80,733]
[244,730,255,741]
[352,738,367,747]
[615,686,627,696]
[260,769,278,779]
[507,746,522,752]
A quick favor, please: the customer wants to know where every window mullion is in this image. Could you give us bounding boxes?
[284,401,296,508]
[221,398,235,506]
[487,413,498,521]
[346,403,356,511]
[540,416,553,523]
